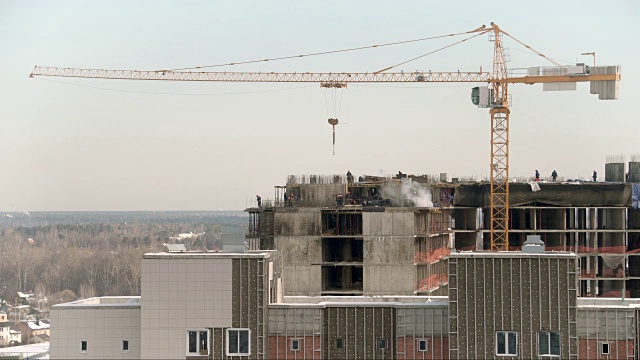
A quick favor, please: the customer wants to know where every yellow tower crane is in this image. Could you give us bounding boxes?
[29,22,621,251]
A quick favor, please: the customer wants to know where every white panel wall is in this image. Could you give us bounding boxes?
[51,307,141,359]
[140,257,232,359]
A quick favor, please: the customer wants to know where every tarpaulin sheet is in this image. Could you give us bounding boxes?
[633,183,640,209]
[454,183,633,207]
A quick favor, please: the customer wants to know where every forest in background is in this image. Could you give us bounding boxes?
[0,211,247,306]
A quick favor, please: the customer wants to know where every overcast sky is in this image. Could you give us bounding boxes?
[0,0,638,211]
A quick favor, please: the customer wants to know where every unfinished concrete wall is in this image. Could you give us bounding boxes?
[605,163,625,182]
[277,236,322,296]
[297,183,346,207]
[363,233,414,294]
[448,253,578,359]
[362,210,415,295]
[274,208,321,236]
[363,210,414,236]
[629,161,640,182]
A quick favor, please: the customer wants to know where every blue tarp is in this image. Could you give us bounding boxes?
[633,183,640,209]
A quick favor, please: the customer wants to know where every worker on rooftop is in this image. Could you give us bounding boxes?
[535,170,540,182]
[593,170,598,182]
[551,170,557,182]
[256,195,262,208]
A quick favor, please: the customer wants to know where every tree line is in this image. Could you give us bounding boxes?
[0,220,246,305]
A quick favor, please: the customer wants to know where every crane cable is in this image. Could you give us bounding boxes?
[374,29,490,74]
[160,25,487,72]
[500,30,563,67]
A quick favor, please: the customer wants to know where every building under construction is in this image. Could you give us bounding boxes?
[247,167,640,299]
[48,165,640,359]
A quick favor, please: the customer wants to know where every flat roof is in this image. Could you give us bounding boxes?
[450,251,576,259]
[143,251,271,260]
[54,296,141,309]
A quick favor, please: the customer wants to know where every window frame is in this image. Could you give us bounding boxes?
[417,338,429,352]
[122,339,130,353]
[186,329,210,356]
[80,340,88,353]
[538,331,561,357]
[377,338,387,350]
[290,338,301,351]
[226,328,251,356]
[496,331,518,356]
[600,341,610,355]
[336,338,344,349]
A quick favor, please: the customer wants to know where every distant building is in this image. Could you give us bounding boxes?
[14,320,50,345]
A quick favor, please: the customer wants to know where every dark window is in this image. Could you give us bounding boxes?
[539,331,560,356]
[81,340,87,352]
[496,331,517,356]
[199,331,208,352]
[377,339,387,349]
[122,340,129,352]
[291,338,300,351]
[336,338,343,349]
[417,339,428,352]
[188,331,197,353]
[187,330,209,355]
[601,342,610,355]
[227,329,250,356]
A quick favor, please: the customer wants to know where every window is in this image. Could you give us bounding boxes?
[80,340,87,353]
[417,339,428,352]
[496,331,517,356]
[600,342,610,355]
[122,340,129,353]
[336,338,344,349]
[291,338,300,351]
[539,331,560,356]
[227,329,250,356]
[377,339,387,350]
[187,330,209,356]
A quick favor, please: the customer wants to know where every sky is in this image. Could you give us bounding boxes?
[0,0,639,211]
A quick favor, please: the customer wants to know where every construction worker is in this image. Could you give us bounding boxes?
[283,192,288,206]
[535,170,540,182]
[593,170,598,182]
[346,170,353,184]
[551,170,557,182]
[256,195,262,208]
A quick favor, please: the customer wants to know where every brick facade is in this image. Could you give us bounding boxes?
[396,336,449,360]
[269,335,322,359]
[578,339,635,359]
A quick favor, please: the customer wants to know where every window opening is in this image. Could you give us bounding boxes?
[187,330,209,356]
[496,331,517,356]
[417,339,428,352]
[80,340,87,352]
[336,338,343,349]
[538,331,560,356]
[377,339,387,349]
[291,338,300,351]
[122,340,129,352]
[227,329,250,356]
[600,342,610,355]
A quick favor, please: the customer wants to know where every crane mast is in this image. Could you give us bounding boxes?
[489,22,510,251]
[29,23,621,252]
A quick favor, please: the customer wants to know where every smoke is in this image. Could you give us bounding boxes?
[380,180,433,207]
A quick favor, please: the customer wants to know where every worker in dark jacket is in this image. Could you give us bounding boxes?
[551,170,557,182]
[535,170,540,181]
